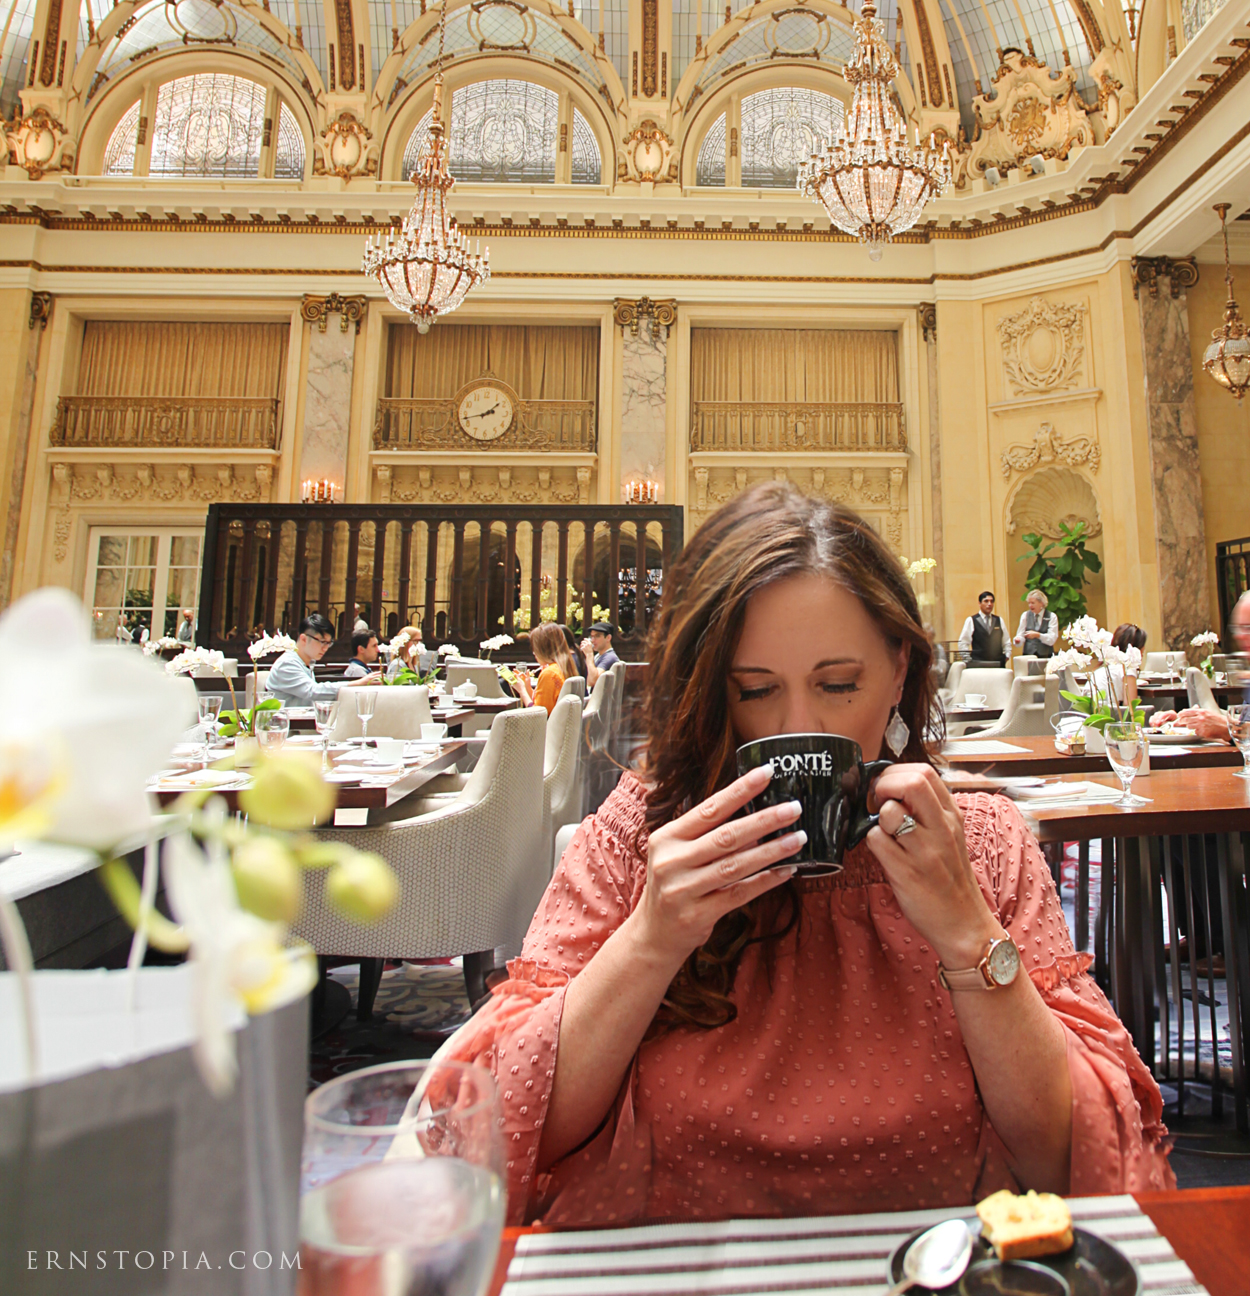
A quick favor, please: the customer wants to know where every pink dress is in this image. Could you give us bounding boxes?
[441,774,1174,1225]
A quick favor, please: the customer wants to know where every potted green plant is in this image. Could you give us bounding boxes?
[1017,521,1101,628]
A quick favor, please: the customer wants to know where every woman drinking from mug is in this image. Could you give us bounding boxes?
[436,483,1172,1225]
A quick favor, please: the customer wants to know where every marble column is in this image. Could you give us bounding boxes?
[1136,269,1210,657]
[0,320,41,609]
[619,316,667,499]
[298,323,356,493]
[922,305,945,640]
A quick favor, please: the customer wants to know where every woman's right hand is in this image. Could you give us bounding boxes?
[631,764,805,969]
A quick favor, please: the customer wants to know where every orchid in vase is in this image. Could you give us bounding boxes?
[0,589,400,1096]
[1049,616,1146,732]
[1192,630,1221,678]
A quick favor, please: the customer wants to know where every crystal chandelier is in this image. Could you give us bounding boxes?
[797,0,951,260]
[362,1,488,332]
[1203,203,1250,401]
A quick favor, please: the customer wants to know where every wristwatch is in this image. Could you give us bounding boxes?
[937,936,1021,991]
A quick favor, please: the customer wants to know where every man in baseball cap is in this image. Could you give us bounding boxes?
[580,619,619,687]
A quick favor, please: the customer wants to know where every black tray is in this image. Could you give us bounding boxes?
[888,1222,1141,1296]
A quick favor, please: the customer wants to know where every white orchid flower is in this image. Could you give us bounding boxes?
[437,643,459,657]
[163,822,317,1097]
[1191,630,1220,648]
[0,588,194,851]
[167,646,226,676]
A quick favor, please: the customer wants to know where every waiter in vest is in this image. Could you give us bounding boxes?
[1014,589,1059,659]
[957,591,1010,666]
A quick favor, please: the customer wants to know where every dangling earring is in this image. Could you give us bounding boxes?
[885,706,910,757]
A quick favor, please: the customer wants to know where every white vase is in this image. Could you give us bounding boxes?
[1081,725,1106,754]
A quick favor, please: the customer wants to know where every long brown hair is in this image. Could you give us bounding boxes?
[641,482,939,1031]
[528,622,579,679]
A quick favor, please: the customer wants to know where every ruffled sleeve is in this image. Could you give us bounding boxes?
[431,773,648,1223]
[959,792,1175,1193]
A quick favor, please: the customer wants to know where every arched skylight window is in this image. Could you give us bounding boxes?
[100,74,306,178]
[103,101,142,176]
[402,79,601,184]
[696,86,845,188]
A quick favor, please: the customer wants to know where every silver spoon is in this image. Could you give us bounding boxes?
[885,1218,975,1296]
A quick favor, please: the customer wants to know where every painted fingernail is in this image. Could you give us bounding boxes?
[775,865,797,879]
[785,799,803,818]
[760,761,775,779]
[788,829,808,847]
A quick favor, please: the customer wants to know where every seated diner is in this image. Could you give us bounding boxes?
[439,484,1173,1225]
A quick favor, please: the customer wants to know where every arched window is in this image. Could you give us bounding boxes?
[402,79,601,184]
[696,86,845,188]
[100,72,306,179]
[103,101,142,176]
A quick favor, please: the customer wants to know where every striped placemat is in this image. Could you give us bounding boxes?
[502,1195,1205,1296]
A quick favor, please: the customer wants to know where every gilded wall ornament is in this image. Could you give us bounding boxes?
[1129,256,1199,300]
[614,296,677,338]
[29,292,52,330]
[621,119,673,181]
[997,296,1087,395]
[1004,464,1102,538]
[317,111,375,179]
[301,292,368,333]
[1000,422,1100,479]
[6,105,72,179]
[967,50,1094,178]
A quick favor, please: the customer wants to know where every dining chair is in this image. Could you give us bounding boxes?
[952,667,1014,709]
[328,684,433,741]
[1012,656,1047,677]
[244,670,270,709]
[1185,667,1220,714]
[948,676,1045,738]
[581,671,611,753]
[944,661,965,698]
[558,674,587,700]
[293,707,548,1016]
[542,694,585,870]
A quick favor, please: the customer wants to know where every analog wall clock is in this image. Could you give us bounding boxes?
[456,379,517,442]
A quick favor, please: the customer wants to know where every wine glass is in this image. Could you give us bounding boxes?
[314,699,335,772]
[255,710,290,753]
[1105,720,1146,807]
[299,1060,505,1296]
[1229,704,1250,780]
[355,688,377,746]
[1165,651,1177,681]
[197,695,222,769]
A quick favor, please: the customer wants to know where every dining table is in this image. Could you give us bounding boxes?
[1016,764,1250,1131]
[1137,679,1243,708]
[942,734,1244,778]
[486,1186,1250,1296]
[944,704,1004,725]
[282,704,475,735]
[150,739,468,821]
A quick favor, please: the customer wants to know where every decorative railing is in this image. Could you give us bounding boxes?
[197,502,682,659]
[49,396,281,449]
[690,402,907,452]
[372,398,597,452]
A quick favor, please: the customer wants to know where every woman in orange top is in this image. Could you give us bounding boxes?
[434,484,1172,1226]
[516,622,578,715]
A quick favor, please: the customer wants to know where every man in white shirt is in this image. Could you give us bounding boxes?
[957,591,1010,666]
[265,613,379,705]
[1013,589,1059,659]
[176,608,195,643]
[352,603,369,635]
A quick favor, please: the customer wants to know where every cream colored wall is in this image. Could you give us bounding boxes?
[1187,269,1250,627]
[937,266,1163,648]
[0,289,40,606]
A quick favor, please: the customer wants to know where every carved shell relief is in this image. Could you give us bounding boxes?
[997,296,1087,396]
[1005,464,1102,539]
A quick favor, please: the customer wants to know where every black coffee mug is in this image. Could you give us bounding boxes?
[734,733,893,876]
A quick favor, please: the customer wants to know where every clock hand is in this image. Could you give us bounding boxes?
[466,405,499,419]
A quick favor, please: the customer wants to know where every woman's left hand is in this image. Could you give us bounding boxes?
[865,764,1003,970]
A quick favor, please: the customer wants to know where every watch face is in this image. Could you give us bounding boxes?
[987,937,1021,986]
[458,385,515,441]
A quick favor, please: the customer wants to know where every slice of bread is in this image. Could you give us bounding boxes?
[976,1189,1075,1261]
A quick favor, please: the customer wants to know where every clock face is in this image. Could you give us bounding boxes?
[457,384,515,442]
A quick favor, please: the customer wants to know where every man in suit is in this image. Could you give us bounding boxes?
[957,591,1010,666]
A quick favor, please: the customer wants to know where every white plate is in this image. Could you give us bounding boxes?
[323,771,361,783]
[1147,729,1199,743]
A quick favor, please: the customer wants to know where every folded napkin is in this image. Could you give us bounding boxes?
[1008,781,1102,800]
[153,769,246,790]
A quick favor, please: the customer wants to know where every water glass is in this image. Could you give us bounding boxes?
[1105,721,1146,806]
[299,1060,505,1296]
[355,688,377,744]
[1165,651,1178,680]
[255,709,290,752]
[314,699,335,771]
[197,695,223,768]
[1229,704,1250,780]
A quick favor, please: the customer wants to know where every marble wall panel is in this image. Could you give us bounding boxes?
[1137,283,1210,656]
[0,339,39,608]
[619,317,667,499]
[298,326,355,491]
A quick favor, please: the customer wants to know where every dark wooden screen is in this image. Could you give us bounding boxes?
[196,503,683,659]
[1217,536,1250,640]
